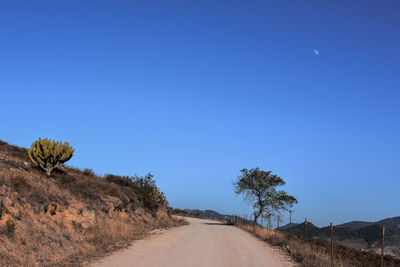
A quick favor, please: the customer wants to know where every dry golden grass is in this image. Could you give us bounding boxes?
[237,223,400,267]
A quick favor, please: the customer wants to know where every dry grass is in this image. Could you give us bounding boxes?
[236,223,400,267]
[0,140,187,266]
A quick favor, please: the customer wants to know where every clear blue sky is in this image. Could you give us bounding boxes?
[1,1,399,226]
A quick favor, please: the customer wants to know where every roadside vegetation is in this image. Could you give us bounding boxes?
[0,139,187,266]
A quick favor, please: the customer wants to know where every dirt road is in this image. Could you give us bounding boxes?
[92,217,294,267]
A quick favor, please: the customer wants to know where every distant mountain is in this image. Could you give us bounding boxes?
[283,221,323,238]
[336,221,374,230]
[335,216,400,231]
[376,216,400,231]
[279,222,299,230]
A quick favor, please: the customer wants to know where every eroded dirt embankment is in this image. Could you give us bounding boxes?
[0,141,186,266]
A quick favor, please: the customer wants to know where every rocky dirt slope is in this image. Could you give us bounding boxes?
[0,140,186,266]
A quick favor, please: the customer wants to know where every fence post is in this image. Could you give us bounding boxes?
[277,215,280,231]
[330,222,334,267]
[381,226,385,267]
[268,215,272,229]
[304,217,307,241]
[289,211,292,239]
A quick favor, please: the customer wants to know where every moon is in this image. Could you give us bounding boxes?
[313,49,320,55]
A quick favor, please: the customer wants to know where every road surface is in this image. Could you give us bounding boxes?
[92,217,295,267]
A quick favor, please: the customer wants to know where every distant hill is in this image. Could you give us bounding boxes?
[336,216,400,231]
[376,216,400,231]
[336,221,374,230]
[185,209,254,225]
[279,222,299,230]
[186,209,228,219]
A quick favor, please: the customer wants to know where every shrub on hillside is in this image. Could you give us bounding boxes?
[131,173,168,212]
[83,168,96,177]
[105,173,168,212]
[104,174,134,188]
[28,138,74,176]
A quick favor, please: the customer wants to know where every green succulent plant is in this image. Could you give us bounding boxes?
[28,138,74,177]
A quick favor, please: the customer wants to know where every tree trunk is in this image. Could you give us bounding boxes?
[252,204,263,226]
[253,215,258,226]
[45,168,53,177]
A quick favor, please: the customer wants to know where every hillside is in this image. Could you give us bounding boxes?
[0,140,186,266]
